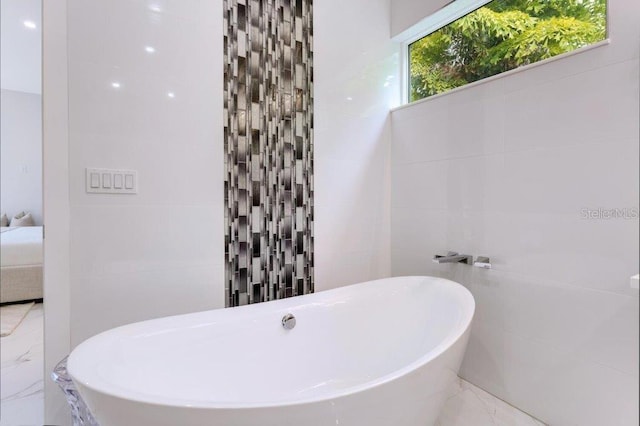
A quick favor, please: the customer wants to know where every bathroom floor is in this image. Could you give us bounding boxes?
[437,378,546,426]
[0,306,544,426]
[0,303,44,426]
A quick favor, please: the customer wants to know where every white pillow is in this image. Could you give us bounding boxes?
[10,211,35,226]
[0,213,7,227]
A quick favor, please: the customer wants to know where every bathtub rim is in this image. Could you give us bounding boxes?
[68,275,475,410]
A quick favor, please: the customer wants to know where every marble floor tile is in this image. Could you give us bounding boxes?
[1,303,44,426]
[436,377,546,426]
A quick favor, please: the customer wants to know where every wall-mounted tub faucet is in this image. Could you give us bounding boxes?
[473,256,492,269]
[432,251,473,265]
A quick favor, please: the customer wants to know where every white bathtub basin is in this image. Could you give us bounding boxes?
[68,276,475,426]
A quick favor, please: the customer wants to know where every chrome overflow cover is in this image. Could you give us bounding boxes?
[282,313,296,330]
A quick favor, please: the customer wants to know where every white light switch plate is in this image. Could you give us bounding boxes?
[86,168,137,194]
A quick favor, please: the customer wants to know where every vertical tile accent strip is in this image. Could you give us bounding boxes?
[224,0,314,307]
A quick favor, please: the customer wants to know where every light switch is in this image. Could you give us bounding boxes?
[86,168,137,194]
[113,174,123,189]
[102,173,112,188]
[90,172,100,188]
[124,174,134,189]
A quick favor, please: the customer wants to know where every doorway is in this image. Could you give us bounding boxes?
[0,0,44,424]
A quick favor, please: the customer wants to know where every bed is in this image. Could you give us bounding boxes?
[1,226,43,303]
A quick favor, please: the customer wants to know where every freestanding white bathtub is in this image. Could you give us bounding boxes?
[68,276,475,426]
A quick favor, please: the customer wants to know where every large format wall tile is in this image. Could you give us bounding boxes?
[66,0,225,347]
[390,1,640,423]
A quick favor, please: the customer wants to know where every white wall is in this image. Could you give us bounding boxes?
[43,0,71,423]
[1,89,42,224]
[390,0,640,424]
[314,0,400,290]
[65,0,225,345]
[44,1,399,423]
[390,0,449,38]
[61,0,401,344]
[0,0,42,95]
[45,0,225,422]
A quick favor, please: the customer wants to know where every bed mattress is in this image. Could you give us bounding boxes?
[1,226,44,267]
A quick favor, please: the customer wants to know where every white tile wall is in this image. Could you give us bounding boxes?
[66,0,225,345]
[502,331,639,426]
[63,0,403,343]
[502,61,638,153]
[44,2,401,422]
[314,0,400,291]
[390,0,640,423]
[43,0,638,425]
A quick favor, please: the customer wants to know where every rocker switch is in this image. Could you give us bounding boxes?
[102,173,112,188]
[113,174,123,189]
[90,173,100,188]
[124,174,134,189]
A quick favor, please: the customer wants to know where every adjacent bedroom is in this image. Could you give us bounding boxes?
[0,0,44,422]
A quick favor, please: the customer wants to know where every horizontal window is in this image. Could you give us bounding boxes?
[408,0,607,102]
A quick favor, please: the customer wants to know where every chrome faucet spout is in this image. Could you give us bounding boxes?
[432,251,473,265]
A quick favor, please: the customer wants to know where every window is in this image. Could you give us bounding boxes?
[408,0,607,102]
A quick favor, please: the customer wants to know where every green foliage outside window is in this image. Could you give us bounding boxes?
[408,0,607,102]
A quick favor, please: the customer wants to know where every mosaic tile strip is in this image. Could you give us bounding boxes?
[224,0,314,307]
